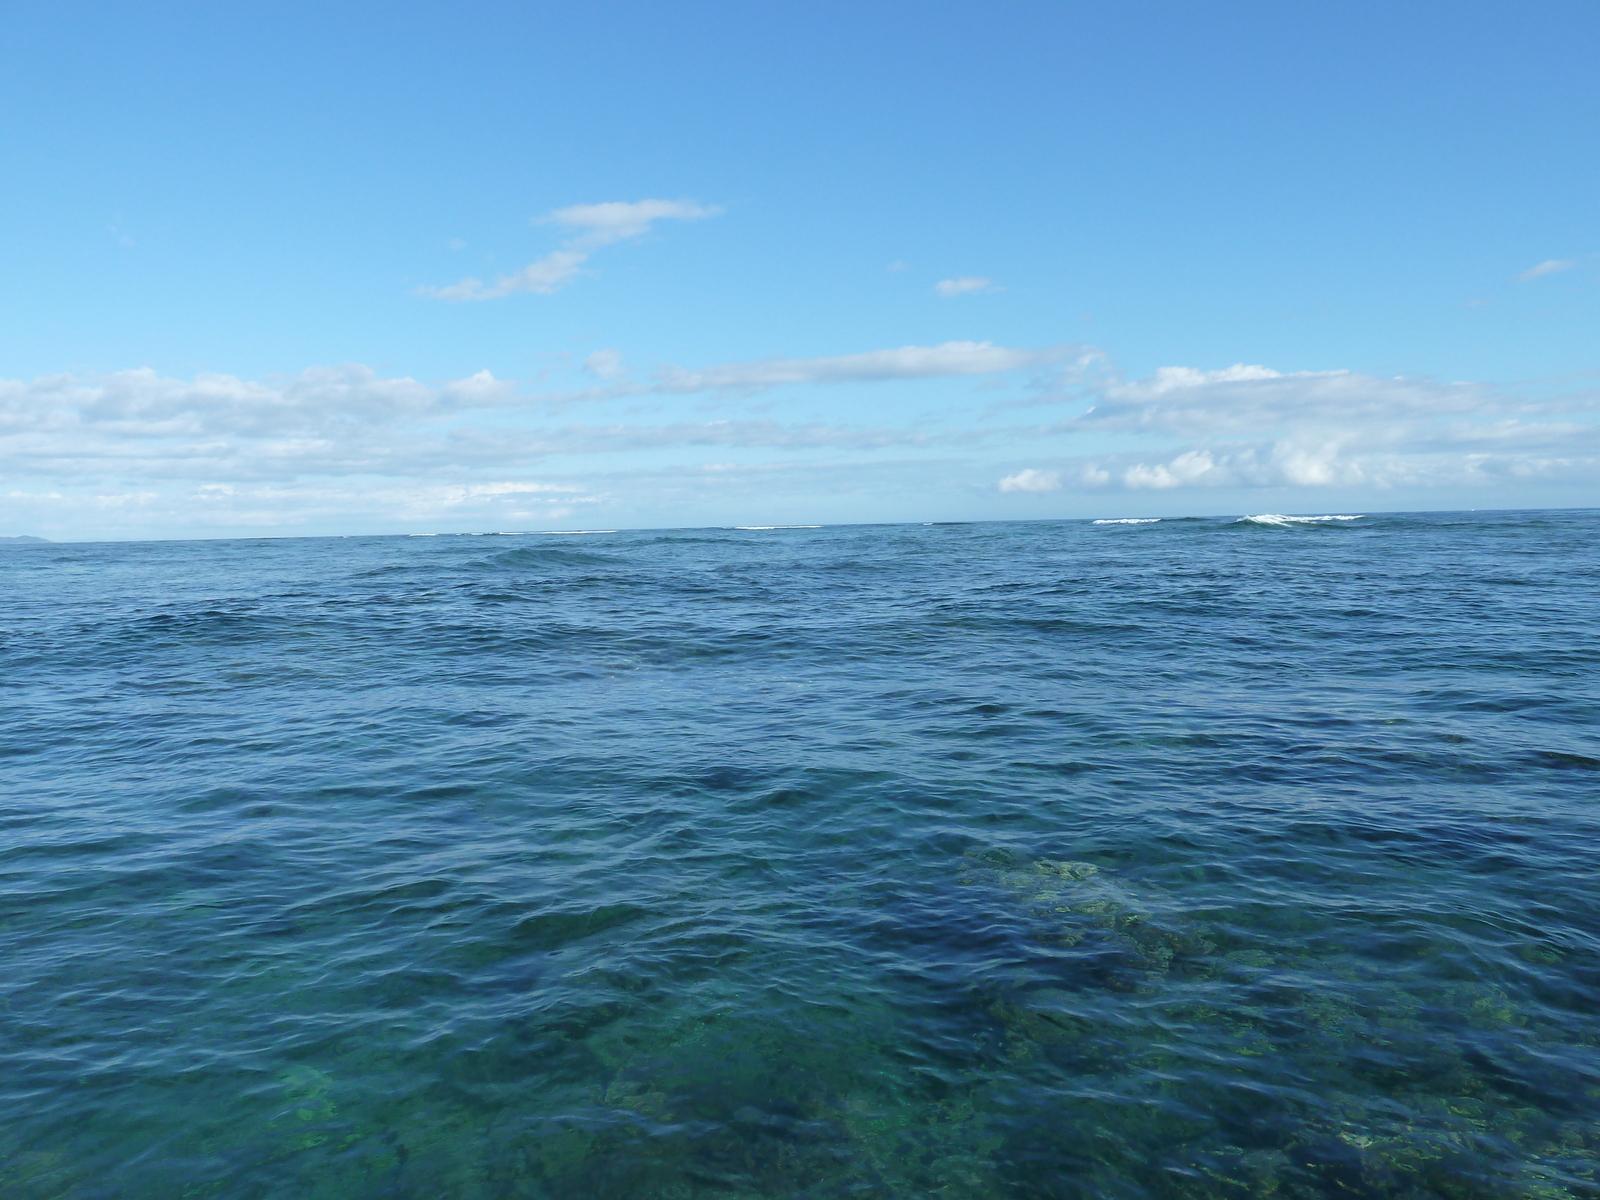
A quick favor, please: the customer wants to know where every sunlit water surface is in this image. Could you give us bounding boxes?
[3,511,1598,1199]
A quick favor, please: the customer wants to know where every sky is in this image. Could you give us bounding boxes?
[1,0,1596,540]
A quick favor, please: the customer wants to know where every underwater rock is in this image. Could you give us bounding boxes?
[272,1065,340,1149]
[1036,858,1101,881]
[960,848,1215,973]
[605,1076,670,1119]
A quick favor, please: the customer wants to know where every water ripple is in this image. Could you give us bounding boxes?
[2,511,1598,1197]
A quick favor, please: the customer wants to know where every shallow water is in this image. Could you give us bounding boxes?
[3,511,1598,1199]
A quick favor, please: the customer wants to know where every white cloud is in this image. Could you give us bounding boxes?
[1515,259,1576,282]
[0,363,443,440]
[453,419,932,459]
[0,341,1066,458]
[421,199,720,301]
[1068,435,1597,494]
[0,351,1009,491]
[442,369,517,405]
[654,341,1080,392]
[545,199,721,247]
[1054,362,1600,493]
[437,480,584,504]
[427,250,589,301]
[935,276,995,298]
[1122,449,1224,489]
[584,349,627,380]
[1071,364,1503,437]
[998,468,1061,492]
[1112,364,1285,395]
[4,348,1596,539]
[33,480,600,532]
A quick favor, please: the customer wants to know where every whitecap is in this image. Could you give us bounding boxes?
[1236,514,1363,527]
[1093,518,1161,525]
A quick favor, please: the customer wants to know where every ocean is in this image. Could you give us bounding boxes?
[3,510,1598,1199]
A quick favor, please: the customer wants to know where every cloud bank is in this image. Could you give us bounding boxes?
[2,348,1595,538]
[0,343,1071,495]
[1003,363,1599,494]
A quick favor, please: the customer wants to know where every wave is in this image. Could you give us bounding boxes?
[733,525,822,530]
[1093,518,1161,525]
[1236,514,1363,528]
[479,545,627,569]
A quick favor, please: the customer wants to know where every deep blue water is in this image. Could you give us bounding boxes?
[3,510,1599,1199]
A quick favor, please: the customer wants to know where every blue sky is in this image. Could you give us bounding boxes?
[1,0,1595,538]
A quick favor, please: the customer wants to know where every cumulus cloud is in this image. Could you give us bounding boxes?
[1052,361,1600,493]
[421,198,720,301]
[442,369,518,405]
[1088,431,1587,492]
[998,468,1061,492]
[1122,449,1225,489]
[935,276,995,298]
[1515,259,1576,283]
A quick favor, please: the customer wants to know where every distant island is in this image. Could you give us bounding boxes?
[0,535,49,544]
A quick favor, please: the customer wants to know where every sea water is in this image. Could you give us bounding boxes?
[2,511,1597,1198]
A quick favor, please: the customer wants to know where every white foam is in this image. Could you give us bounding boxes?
[538,530,618,535]
[1093,518,1161,525]
[1236,514,1363,527]
[733,525,821,530]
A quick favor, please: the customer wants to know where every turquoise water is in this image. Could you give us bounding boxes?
[3,511,1598,1199]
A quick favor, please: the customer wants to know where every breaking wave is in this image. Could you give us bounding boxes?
[1236,513,1364,527]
